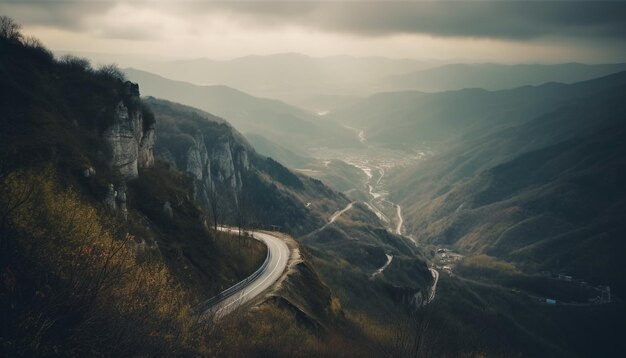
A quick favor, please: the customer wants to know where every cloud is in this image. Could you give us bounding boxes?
[174,1,626,40]
[2,1,626,42]
[0,1,114,31]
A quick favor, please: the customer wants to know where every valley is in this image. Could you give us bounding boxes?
[305,140,430,241]
[3,6,626,356]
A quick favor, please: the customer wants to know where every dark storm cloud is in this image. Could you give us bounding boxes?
[0,1,114,30]
[0,0,161,40]
[1,1,626,41]
[203,1,626,40]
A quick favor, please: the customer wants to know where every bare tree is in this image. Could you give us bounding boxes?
[207,181,221,231]
[0,16,22,42]
[59,55,92,72]
[22,35,42,48]
[235,187,249,241]
[97,63,127,81]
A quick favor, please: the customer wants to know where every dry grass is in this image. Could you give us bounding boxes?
[459,254,518,273]
[0,168,213,356]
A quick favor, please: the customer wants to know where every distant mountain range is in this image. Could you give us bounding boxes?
[330,70,626,148]
[381,71,626,297]
[123,56,626,112]
[125,68,360,154]
[133,53,432,111]
[384,63,626,92]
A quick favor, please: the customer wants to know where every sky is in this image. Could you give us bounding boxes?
[2,0,626,64]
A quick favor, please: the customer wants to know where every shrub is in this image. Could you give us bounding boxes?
[0,168,209,356]
[0,16,22,42]
[96,63,127,82]
[59,54,93,73]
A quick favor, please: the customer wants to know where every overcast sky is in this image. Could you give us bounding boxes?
[2,1,626,63]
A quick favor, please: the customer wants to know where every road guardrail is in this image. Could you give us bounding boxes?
[195,230,271,314]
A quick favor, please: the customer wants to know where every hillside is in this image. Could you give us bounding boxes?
[330,71,626,148]
[0,25,439,356]
[389,74,626,297]
[0,29,276,356]
[3,22,417,357]
[125,68,359,154]
[145,96,434,323]
[133,53,431,111]
[143,97,348,235]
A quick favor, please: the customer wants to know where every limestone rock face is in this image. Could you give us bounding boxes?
[138,124,156,169]
[102,82,154,180]
[104,184,117,210]
[235,147,250,171]
[103,183,128,218]
[213,140,237,189]
[186,133,211,181]
[178,131,251,213]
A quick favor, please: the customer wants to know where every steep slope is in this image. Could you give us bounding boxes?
[125,68,359,154]
[330,71,626,148]
[0,32,271,356]
[301,202,432,317]
[136,98,433,324]
[385,62,626,92]
[144,97,348,236]
[144,97,434,312]
[390,76,626,296]
[246,133,314,169]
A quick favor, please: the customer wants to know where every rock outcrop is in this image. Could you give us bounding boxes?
[103,183,128,217]
[184,131,250,208]
[103,82,155,180]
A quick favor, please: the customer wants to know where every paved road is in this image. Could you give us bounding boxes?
[395,204,404,235]
[203,228,290,319]
[371,254,394,278]
[426,268,439,304]
[327,202,354,225]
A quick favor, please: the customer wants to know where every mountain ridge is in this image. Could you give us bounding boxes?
[125,67,360,153]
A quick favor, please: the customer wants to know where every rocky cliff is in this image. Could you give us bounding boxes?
[186,131,249,201]
[145,97,343,235]
[102,82,155,180]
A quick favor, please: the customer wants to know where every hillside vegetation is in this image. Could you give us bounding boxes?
[0,20,449,357]
[143,97,348,236]
[389,76,626,297]
[125,68,360,154]
[0,20,269,356]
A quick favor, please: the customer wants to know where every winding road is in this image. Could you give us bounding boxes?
[371,254,394,278]
[326,202,355,226]
[426,268,439,304]
[340,137,441,304]
[201,228,290,319]
[395,204,404,235]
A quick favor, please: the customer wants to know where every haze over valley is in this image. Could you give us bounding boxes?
[2,1,626,357]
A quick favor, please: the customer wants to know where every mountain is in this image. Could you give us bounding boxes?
[125,68,359,154]
[330,71,626,148]
[135,53,432,111]
[0,33,282,356]
[145,96,434,318]
[143,97,347,235]
[387,72,626,298]
[5,27,444,357]
[385,62,626,92]
[246,133,314,169]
